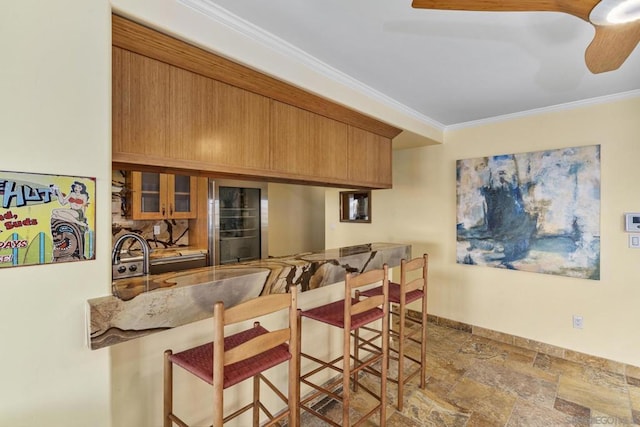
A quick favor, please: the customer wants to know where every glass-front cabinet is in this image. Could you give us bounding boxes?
[218,186,261,264]
[128,171,197,220]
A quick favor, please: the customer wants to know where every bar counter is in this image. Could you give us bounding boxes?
[87,242,411,350]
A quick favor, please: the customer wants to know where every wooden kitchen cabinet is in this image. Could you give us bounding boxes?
[167,66,270,170]
[347,127,392,188]
[112,47,169,157]
[128,172,197,220]
[112,15,402,189]
[270,100,348,181]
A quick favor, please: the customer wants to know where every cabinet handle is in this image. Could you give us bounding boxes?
[162,205,166,216]
[170,204,173,216]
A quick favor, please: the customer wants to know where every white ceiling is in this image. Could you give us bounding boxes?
[173,0,640,130]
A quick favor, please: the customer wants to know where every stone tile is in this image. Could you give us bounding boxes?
[626,365,640,378]
[465,360,557,408]
[466,411,505,426]
[426,407,471,426]
[581,367,628,394]
[513,336,566,359]
[447,377,517,425]
[428,322,474,345]
[427,348,470,375]
[629,382,640,411]
[507,398,589,427]
[426,331,473,364]
[557,374,631,419]
[469,335,539,369]
[437,316,473,333]
[627,376,640,388]
[457,336,510,363]
[534,353,590,379]
[554,397,590,419]
[564,349,626,376]
[401,386,470,426]
[627,364,640,386]
[386,411,423,427]
[538,357,628,396]
[425,368,464,396]
[473,326,514,346]
[589,408,636,427]
[401,382,436,421]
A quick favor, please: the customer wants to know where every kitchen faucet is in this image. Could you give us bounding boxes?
[112,232,151,276]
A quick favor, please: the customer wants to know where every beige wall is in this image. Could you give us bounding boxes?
[268,183,326,257]
[0,1,112,426]
[327,96,640,366]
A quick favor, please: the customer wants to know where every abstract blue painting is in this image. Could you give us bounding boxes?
[456,145,600,280]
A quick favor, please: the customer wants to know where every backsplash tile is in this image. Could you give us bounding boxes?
[112,170,190,250]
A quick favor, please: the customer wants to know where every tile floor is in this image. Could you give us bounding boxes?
[300,321,640,426]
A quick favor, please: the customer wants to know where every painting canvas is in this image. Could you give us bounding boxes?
[456,145,600,280]
[0,171,96,268]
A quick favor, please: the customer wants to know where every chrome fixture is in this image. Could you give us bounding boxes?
[112,233,151,279]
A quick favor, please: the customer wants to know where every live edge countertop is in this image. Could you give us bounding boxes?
[87,242,411,350]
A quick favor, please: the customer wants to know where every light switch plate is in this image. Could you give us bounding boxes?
[625,213,640,232]
[153,225,161,235]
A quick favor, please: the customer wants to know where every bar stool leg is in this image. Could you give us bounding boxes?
[352,327,360,393]
[397,300,406,411]
[163,350,173,427]
[420,295,428,389]
[343,319,351,427]
[295,309,302,425]
[253,375,260,426]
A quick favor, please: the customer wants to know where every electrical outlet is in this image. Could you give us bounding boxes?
[153,225,161,235]
[572,315,584,329]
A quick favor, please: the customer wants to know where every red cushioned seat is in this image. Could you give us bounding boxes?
[169,325,291,389]
[300,298,384,330]
[359,281,424,305]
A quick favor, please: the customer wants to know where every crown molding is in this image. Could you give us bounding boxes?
[446,89,640,131]
[178,0,444,132]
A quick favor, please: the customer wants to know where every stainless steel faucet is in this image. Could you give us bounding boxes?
[112,232,151,276]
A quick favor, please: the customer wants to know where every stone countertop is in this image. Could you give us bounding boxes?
[87,242,411,350]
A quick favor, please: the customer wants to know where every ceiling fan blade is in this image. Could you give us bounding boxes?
[411,0,598,21]
[585,21,640,73]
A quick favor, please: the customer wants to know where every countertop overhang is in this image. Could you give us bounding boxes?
[87,242,411,350]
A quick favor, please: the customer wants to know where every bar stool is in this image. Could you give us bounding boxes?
[357,254,428,411]
[297,265,389,427]
[163,286,298,427]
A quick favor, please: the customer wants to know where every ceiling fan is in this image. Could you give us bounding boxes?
[411,0,640,73]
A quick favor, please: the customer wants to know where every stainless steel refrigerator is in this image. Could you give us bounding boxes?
[208,179,268,265]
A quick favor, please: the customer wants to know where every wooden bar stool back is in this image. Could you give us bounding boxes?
[297,265,389,427]
[357,253,428,411]
[163,286,298,427]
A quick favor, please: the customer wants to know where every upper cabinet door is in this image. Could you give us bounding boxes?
[112,47,169,157]
[166,66,271,170]
[130,172,167,220]
[270,100,348,182]
[128,172,197,220]
[167,174,198,219]
[347,127,392,188]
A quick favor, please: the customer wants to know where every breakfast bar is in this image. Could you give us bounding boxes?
[87,242,411,350]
